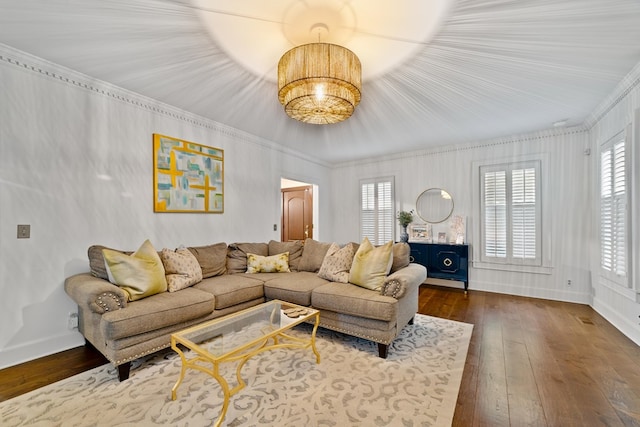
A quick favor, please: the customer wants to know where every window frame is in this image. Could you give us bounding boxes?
[599,129,630,288]
[359,176,395,245]
[480,160,542,265]
[472,154,552,274]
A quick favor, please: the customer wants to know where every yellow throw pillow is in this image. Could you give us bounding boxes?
[160,247,203,292]
[246,252,290,273]
[103,240,167,301]
[349,238,393,291]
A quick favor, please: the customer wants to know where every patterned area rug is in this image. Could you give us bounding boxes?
[1,314,472,427]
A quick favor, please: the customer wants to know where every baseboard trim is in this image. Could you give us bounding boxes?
[461,279,591,304]
[592,298,640,346]
[0,332,84,370]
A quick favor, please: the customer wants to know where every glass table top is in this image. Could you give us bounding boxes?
[172,300,317,359]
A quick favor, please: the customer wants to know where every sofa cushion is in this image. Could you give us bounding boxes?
[102,240,167,301]
[160,247,203,292]
[263,271,329,306]
[317,242,356,283]
[390,242,411,273]
[100,287,214,340]
[312,282,398,322]
[269,240,303,271]
[246,252,291,273]
[88,245,132,280]
[349,238,393,291]
[298,239,332,272]
[192,274,264,309]
[227,243,269,274]
[187,242,227,278]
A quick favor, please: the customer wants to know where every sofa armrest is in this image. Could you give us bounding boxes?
[381,263,427,299]
[65,273,128,314]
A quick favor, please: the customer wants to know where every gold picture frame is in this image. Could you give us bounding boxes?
[153,134,224,213]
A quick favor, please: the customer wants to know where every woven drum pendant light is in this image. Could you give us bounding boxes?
[278,42,362,124]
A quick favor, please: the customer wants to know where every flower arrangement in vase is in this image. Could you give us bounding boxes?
[397,210,414,243]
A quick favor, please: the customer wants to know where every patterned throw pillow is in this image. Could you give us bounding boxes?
[102,240,167,301]
[317,242,357,283]
[349,238,393,291]
[160,247,204,292]
[246,252,291,273]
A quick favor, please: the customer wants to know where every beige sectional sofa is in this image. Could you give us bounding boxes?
[64,239,427,381]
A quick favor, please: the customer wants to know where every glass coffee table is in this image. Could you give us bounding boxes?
[170,300,320,427]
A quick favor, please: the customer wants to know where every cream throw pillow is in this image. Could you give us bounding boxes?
[318,242,356,283]
[349,238,393,291]
[103,240,167,301]
[160,247,203,292]
[246,252,290,273]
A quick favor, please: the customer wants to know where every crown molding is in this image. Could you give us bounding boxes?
[0,43,330,169]
[583,59,640,130]
[334,125,588,168]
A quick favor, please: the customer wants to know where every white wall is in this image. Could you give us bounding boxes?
[0,45,332,368]
[329,127,593,304]
[586,62,640,345]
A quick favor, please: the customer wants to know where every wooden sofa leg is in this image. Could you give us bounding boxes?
[378,343,389,359]
[117,362,131,381]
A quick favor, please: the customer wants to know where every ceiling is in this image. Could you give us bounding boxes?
[1,0,640,164]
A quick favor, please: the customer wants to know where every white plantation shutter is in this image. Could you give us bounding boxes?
[600,135,627,280]
[481,161,540,265]
[360,177,394,245]
[512,167,537,259]
[483,170,507,258]
[361,182,376,241]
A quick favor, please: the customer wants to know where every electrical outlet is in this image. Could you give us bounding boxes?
[273,224,277,231]
[68,312,79,329]
[567,279,572,287]
[17,224,30,239]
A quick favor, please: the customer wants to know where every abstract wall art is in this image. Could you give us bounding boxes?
[153,134,224,213]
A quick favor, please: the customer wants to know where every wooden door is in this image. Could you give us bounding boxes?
[281,185,313,241]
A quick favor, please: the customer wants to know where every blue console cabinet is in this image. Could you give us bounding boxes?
[408,242,469,292]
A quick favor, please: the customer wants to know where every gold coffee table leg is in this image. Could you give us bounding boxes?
[212,364,232,427]
[171,339,187,400]
[171,354,233,427]
[310,313,321,364]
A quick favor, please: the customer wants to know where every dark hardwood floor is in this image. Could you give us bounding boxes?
[0,341,106,402]
[418,285,640,427]
[2,285,640,426]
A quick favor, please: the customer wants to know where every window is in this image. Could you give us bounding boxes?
[600,132,628,284]
[360,177,394,245]
[480,161,541,266]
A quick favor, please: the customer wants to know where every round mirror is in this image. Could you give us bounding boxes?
[416,188,454,223]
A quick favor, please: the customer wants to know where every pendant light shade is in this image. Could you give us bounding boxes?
[278,43,362,125]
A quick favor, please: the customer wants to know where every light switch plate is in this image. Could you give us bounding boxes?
[17,224,30,239]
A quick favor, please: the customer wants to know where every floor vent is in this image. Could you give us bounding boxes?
[577,316,594,325]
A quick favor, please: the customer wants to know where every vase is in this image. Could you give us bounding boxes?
[400,226,409,243]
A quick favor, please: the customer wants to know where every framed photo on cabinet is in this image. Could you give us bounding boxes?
[409,223,432,242]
